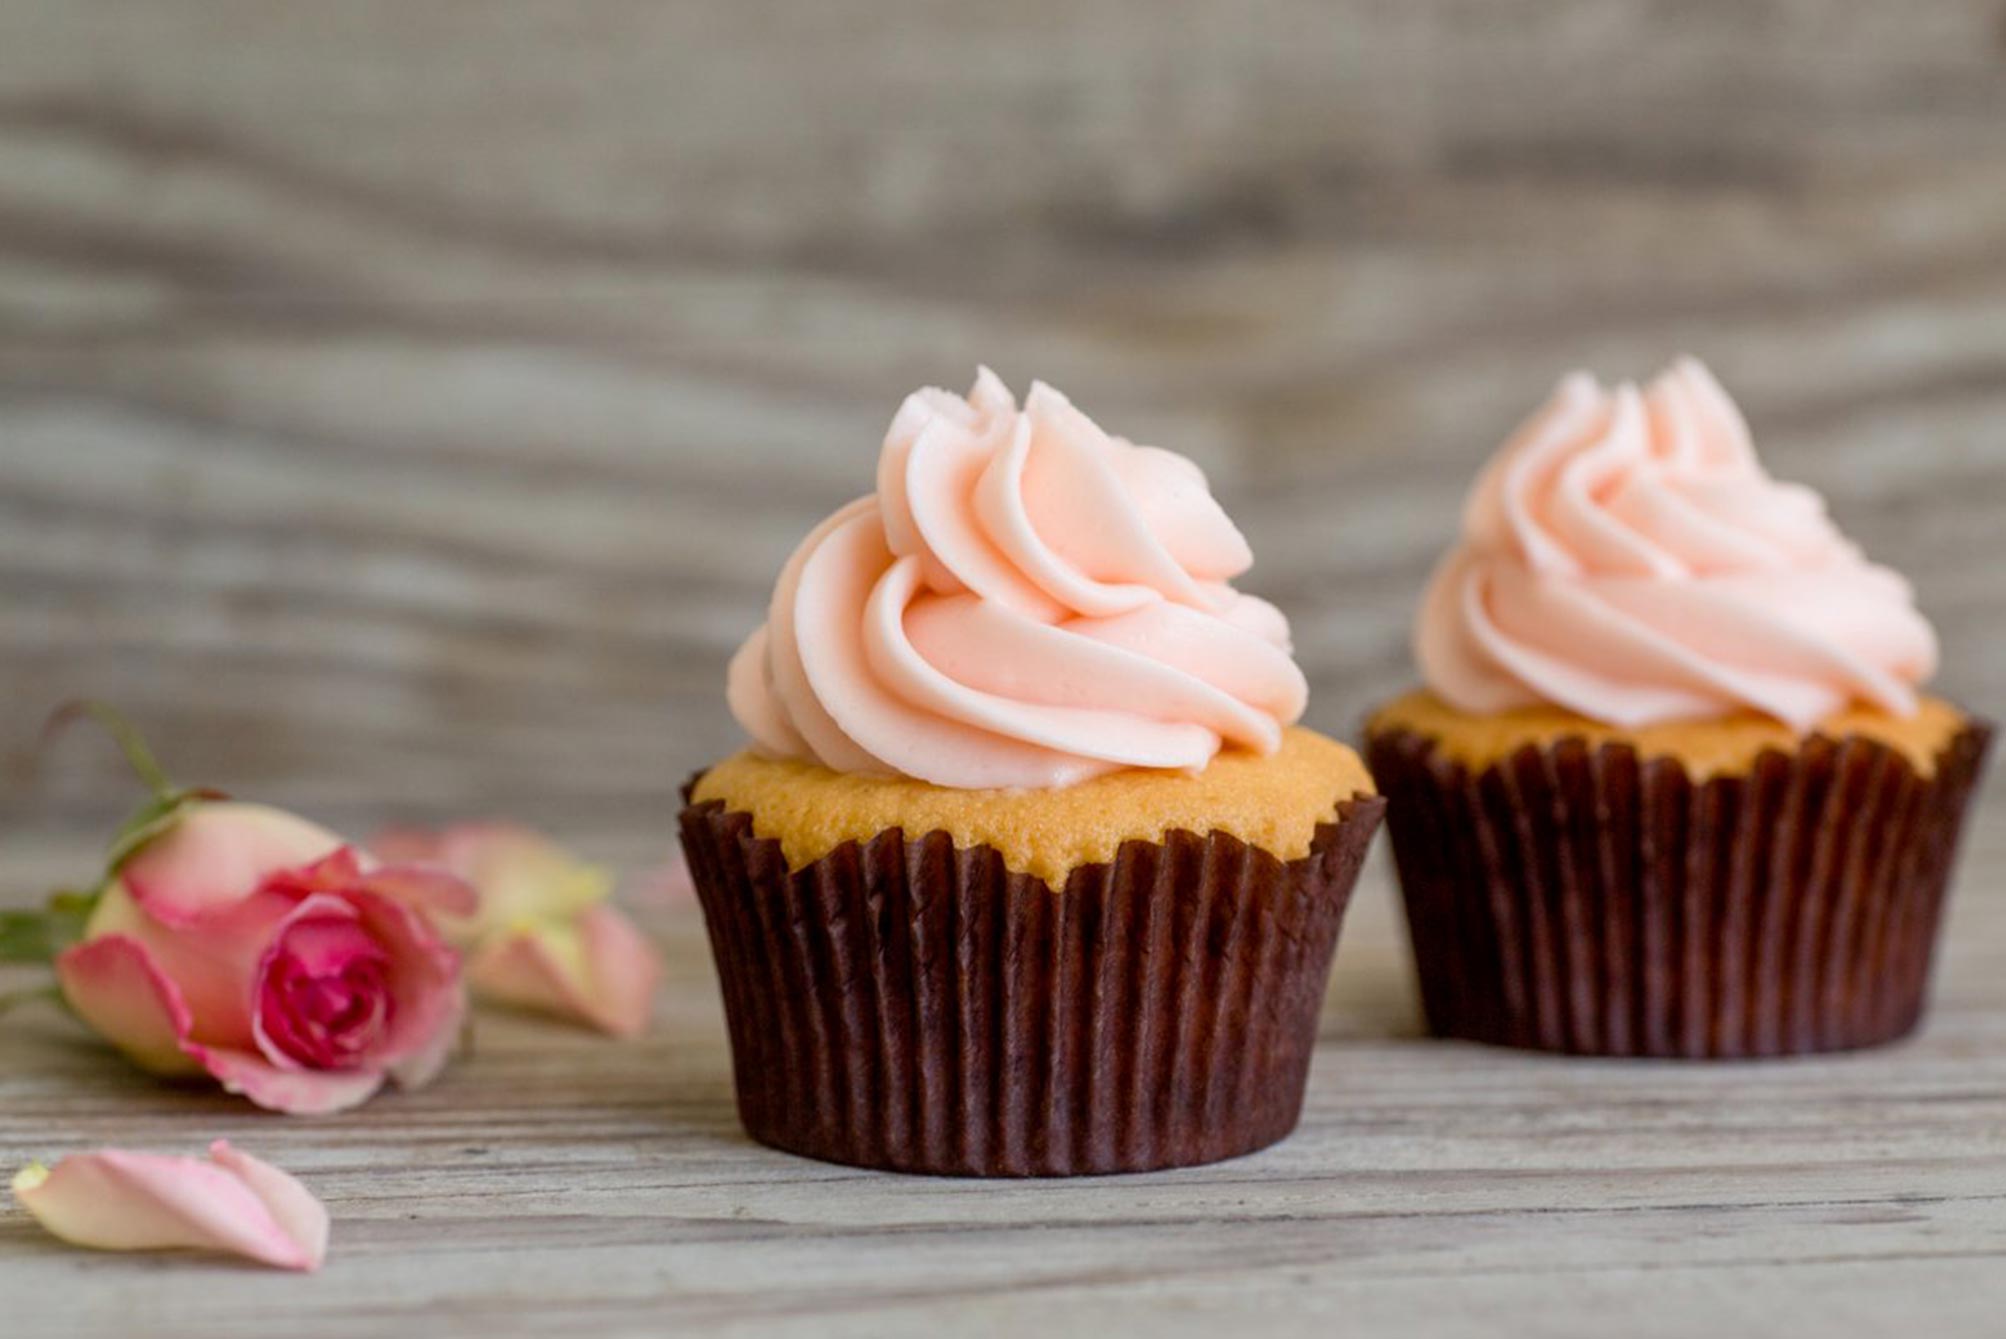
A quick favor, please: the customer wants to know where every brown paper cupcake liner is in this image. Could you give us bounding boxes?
[679,787,1385,1176]
[1366,717,1992,1058]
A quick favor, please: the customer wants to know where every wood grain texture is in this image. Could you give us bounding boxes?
[6,827,2006,1338]
[2,1,2005,1333]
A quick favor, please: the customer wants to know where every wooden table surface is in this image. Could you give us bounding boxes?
[5,2,2006,1334]
[3,807,2005,1338]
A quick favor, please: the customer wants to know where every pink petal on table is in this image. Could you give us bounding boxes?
[206,1141,330,1268]
[54,934,200,1076]
[11,1142,327,1271]
[183,1044,386,1116]
[469,904,662,1038]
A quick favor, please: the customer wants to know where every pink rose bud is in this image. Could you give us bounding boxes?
[373,824,661,1038]
[12,1141,329,1271]
[56,801,475,1115]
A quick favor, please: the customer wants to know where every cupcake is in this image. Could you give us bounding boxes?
[681,369,1384,1175]
[1365,358,1990,1058]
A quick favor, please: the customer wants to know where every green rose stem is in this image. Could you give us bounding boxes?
[0,891,95,963]
[3,702,225,970]
[0,985,62,1015]
[41,700,176,799]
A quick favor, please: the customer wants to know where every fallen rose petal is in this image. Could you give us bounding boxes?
[375,824,607,939]
[456,824,609,932]
[469,904,661,1038]
[11,1142,328,1271]
[205,1141,329,1267]
[54,934,200,1076]
[374,821,661,1036]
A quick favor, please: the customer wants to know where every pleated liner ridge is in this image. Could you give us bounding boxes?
[679,787,1385,1176]
[1366,718,1992,1058]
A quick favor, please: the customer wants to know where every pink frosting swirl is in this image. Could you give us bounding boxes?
[1418,358,1937,731]
[727,369,1307,789]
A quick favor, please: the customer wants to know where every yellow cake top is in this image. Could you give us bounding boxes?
[1366,689,1968,779]
[691,726,1374,887]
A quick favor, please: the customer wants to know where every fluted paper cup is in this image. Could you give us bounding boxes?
[1365,717,1991,1057]
[680,788,1385,1175]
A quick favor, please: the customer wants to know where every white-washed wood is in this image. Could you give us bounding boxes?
[5,0,2006,836]
[3,814,2005,1337]
[3,1,2006,1332]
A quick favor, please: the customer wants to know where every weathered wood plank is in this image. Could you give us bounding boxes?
[3,817,2006,1336]
[2,2,2004,1332]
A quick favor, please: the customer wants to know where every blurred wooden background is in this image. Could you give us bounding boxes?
[6,7,2006,1336]
[4,1,2004,862]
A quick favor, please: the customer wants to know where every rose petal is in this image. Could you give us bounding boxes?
[206,1141,330,1269]
[54,935,199,1076]
[11,1143,327,1271]
[80,883,293,1054]
[447,824,610,935]
[246,891,368,1074]
[340,890,464,1079]
[182,1044,386,1116]
[386,981,466,1091]
[469,904,662,1038]
[356,863,480,920]
[367,822,620,946]
[195,885,462,1110]
[266,849,478,922]
[364,826,444,865]
[121,803,344,925]
[259,847,367,899]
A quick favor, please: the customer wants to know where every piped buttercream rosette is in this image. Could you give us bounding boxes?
[728,370,1307,789]
[1417,358,1937,730]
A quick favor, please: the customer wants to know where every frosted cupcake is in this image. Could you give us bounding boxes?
[1366,358,1990,1057]
[682,370,1383,1175]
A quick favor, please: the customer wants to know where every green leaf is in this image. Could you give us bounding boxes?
[43,889,95,954]
[0,889,97,964]
[0,984,61,1017]
[0,910,57,964]
[38,699,230,880]
[46,889,97,926]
